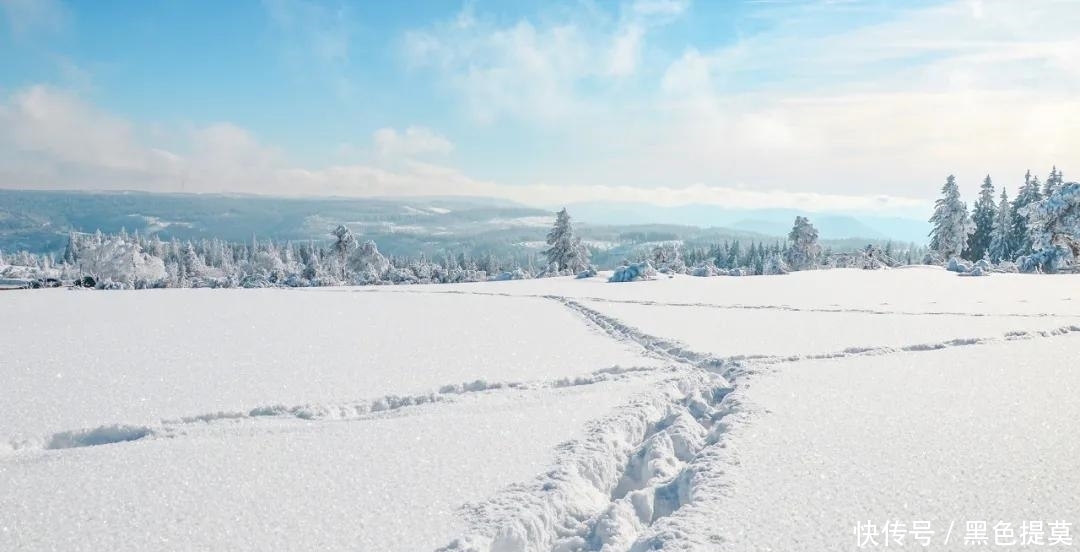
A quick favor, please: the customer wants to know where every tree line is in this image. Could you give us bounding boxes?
[928,167,1079,272]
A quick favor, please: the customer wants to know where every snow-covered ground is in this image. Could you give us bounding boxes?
[1,290,660,439]
[3,267,1079,551]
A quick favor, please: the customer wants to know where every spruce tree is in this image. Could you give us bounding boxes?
[965,174,997,261]
[1009,171,1043,256]
[1044,166,1062,197]
[988,188,1012,263]
[928,175,972,260]
[785,216,821,270]
[543,208,589,272]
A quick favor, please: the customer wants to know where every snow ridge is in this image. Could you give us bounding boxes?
[437,371,734,552]
[3,365,658,453]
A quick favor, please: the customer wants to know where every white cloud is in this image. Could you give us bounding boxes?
[0,86,172,173]
[404,18,590,123]
[0,85,924,213]
[373,126,453,158]
[607,24,645,77]
[630,0,1080,199]
[403,0,688,122]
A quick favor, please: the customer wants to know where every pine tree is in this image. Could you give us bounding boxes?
[543,208,589,272]
[988,188,1012,263]
[1044,166,1062,197]
[928,175,972,260]
[332,225,357,280]
[63,232,80,264]
[1017,181,1080,272]
[1009,171,1043,256]
[785,216,820,270]
[965,174,997,261]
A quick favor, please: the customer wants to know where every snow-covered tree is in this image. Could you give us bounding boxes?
[543,208,590,272]
[78,236,166,288]
[763,251,789,275]
[965,174,997,261]
[347,240,390,283]
[1018,182,1080,273]
[1044,166,1063,197]
[785,216,820,270]
[650,242,685,273]
[63,232,80,265]
[1009,171,1043,257]
[988,188,1012,263]
[331,225,357,280]
[928,175,973,261]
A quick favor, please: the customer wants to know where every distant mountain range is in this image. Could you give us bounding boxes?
[0,189,928,257]
[564,202,929,244]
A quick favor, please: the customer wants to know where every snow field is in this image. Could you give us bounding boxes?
[578,299,1080,359]
[4,268,1080,552]
[369,267,1080,317]
[642,333,1080,551]
[0,380,668,552]
[0,289,660,440]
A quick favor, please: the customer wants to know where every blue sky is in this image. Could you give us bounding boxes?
[1,0,1077,213]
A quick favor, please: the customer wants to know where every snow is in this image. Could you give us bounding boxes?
[370,267,1080,317]
[0,289,660,440]
[576,299,1076,358]
[0,381,663,552]
[641,334,1080,550]
[4,267,1080,551]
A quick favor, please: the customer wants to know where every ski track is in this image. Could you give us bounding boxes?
[1,365,662,455]
[436,294,1080,552]
[344,287,1079,319]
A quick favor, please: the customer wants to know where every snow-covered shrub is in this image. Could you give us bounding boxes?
[994,261,1019,273]
[958,266,988,277]
[690,263,720,277]
[347,240,390,279]
[491,268,530,281]
[576,266,597,279]
[946,257,991,277]
[763,253,789,275]
[79,237,166,289]
[651,242,686,274]
[946,257,972,273]
[536,262,566,278]
[385,267,419,285]
[240,275,271,288]
[609,261,657,283]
